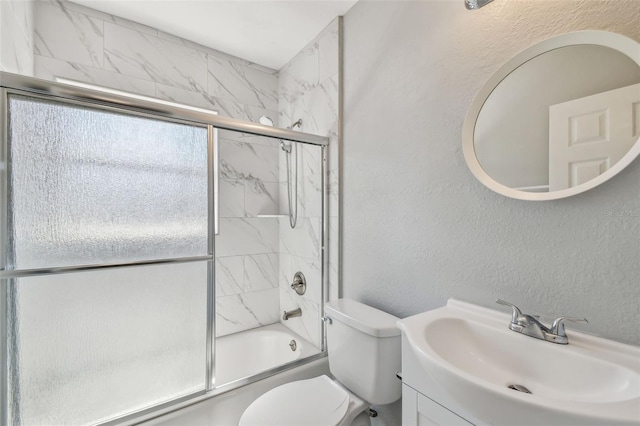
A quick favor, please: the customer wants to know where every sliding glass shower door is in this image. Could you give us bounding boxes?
[2,93,213,425]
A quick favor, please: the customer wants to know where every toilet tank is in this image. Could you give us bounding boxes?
[325,299,401,405]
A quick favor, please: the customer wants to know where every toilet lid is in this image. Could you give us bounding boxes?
[239,375,350,426]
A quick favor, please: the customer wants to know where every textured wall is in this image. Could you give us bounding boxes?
[0,0,33,75]
[278,19,340,348]
[30,0,282,337]
[342,0,640,346]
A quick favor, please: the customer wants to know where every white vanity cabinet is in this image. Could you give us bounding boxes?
[402,384,472,426]
[400,337,478,426]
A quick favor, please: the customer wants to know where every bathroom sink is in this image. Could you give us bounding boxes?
[397,300,640,425]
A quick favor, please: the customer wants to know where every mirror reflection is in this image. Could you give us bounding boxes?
[474,44,640,193]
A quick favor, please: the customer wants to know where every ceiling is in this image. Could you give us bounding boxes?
[69,0,358,70]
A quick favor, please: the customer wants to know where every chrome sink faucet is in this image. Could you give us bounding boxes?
[496,299,587,345]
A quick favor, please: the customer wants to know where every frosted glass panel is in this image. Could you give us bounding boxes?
[7,94,209,269]
[7,262,208,425]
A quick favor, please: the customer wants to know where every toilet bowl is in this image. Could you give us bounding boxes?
[239,299,401,426]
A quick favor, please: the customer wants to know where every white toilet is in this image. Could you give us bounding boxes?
[239,299,401,426]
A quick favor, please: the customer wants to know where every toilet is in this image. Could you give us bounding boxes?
[239,299,401,426]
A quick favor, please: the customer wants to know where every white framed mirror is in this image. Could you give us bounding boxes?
[462,31,640,201]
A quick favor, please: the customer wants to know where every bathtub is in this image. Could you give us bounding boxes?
[130,323,326,425]
[140,357,330,426]
[215,323,318,386]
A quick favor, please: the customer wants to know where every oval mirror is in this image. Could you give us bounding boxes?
[463,31,640,200]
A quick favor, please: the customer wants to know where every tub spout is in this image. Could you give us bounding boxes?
[283,308,302,320]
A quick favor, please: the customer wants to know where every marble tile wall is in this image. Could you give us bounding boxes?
[30,0,282,337]
[8,0,341,343]
[278,18,341,348]
[0,0,34,75]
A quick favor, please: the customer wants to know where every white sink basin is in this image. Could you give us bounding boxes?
[397,299,640,425]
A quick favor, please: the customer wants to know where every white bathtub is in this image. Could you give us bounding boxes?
[140,358,330,426]
[215,323,318,386]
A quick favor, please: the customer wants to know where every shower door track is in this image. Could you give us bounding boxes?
[0,73,329,146]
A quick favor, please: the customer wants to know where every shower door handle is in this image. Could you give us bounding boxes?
[209,126,220,236]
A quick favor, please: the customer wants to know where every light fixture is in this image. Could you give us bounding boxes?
[465,0,494,10]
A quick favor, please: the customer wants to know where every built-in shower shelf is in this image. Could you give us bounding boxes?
[256,214,289,218]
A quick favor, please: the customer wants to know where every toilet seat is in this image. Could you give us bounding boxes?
[239,375,350,426]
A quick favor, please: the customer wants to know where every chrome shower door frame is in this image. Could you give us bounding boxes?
[1,86,8,426]
[0,72,330,425]
[0,87,214,426]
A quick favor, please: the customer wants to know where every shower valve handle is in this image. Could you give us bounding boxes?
[290,272,306,295]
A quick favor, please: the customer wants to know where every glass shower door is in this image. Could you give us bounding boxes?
[213,128,326,387]
[2,93,212,425]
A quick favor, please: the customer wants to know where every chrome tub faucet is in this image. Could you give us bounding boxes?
[496,299,587,345]
[283,308,302,321]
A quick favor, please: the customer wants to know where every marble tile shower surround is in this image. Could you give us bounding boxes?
[277,19,340,348]
[32,0,278,118]
[0,0,34,75]
[12,0,340,342]
[30,0,287,337]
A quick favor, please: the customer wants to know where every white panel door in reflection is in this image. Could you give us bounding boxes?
[549,83,640,191]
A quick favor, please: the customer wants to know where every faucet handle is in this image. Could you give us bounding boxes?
[550,317,588,337]
[496,299,523,323]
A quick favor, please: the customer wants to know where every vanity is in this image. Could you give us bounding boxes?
[400,329,477,426]
[397,299,640,426]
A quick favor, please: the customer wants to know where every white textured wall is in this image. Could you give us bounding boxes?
[342,0,640,346]
[0,0,34,75]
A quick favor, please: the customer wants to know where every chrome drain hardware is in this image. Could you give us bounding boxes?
[507,384,532,394]
[289,339,297,351]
